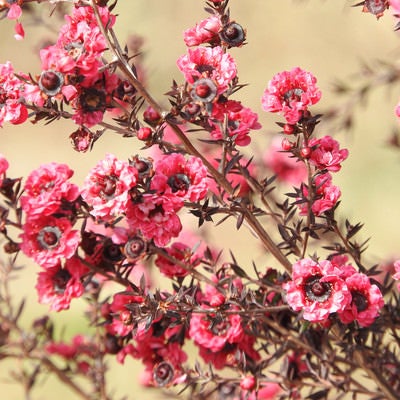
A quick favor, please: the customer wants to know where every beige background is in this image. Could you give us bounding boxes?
[0,1,400,398]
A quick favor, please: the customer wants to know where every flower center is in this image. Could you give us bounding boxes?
[351,291,369,312]
[52,268,71,294]
[283,88,304,106]
[80,88,106,112]
[167,173,191,193]
[37,226,62,250]
[219,22,246,46]
[191,78,218,103]
[98,175,118,199]
[153,361,174,387]
[304,275,332,303]
[38,70,64,96]
[124,236,146,260]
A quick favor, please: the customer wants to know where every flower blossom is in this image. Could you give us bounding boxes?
[20,215,81,268]
[309,135,349,172]
[151,153,208,202]
[210,100,261,146]
[81,153,138,220]
[126,193,183,248]
[297,173,341,216]
[338,272,384,327]
[177,46,237,95]
[261,67,321,124]
[283,258,351,322]
[36,257,88,311]
[20,162,79,218]
[0,61,28,127]
[183,15,222,46]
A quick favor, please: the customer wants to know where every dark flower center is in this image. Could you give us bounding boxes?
[304,275,332,303]
[283,88,304,106]
[351,291,369,312]
[124,236,146,260]
[80,88,106,112]
[167,173,191,193]
[37,226,62,250]
[219,22,246,46]
[52,268,71,294]
[191,78,218,103]
[153,361,174,387]
[38,70,64,96]
[148,204,165,219]
[130,156,153,178]
[98,175,118,199]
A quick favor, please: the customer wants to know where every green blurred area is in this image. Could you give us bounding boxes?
[0,1,400,398]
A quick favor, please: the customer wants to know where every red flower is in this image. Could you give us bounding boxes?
[151,153,208,202]
[177,46,237,95]
[20,215,80,268]
[309,135,349,172]
[261,67,321,124]
[210,100,261,146]
[21,162,79,218]
[81,153,138,220]
[0,61,28,127]
[35,257,88,311]
[126,194,183,247]
[183,15,222,47]
[283,258,351,322]
[338,272,384,327]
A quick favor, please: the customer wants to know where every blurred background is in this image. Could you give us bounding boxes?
[1,0,400,398]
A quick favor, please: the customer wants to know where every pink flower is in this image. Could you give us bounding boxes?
[81,154,138,220]
[297,173,341,216]
[261,67,321,124]
[183,15,222,47]
[21,162,79,218]
[0,61,28,127]
[283,258,351,322]
[126,194,183,247]
[177,46,237,95]
[151,153,208,202]
[309,135,349,172]
[210,100,261,146]
[36,257,88,311]
[189,311,244,352]
[263,138,307,185]
[20,215,81,268]
[338,272,384,327]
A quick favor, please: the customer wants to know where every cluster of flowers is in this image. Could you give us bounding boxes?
[2,1,400,398]
[261,66,348,216]
[0,4,142,148]
[283,256,384,326]
[7,150,208,311]
[176,6,261,147]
